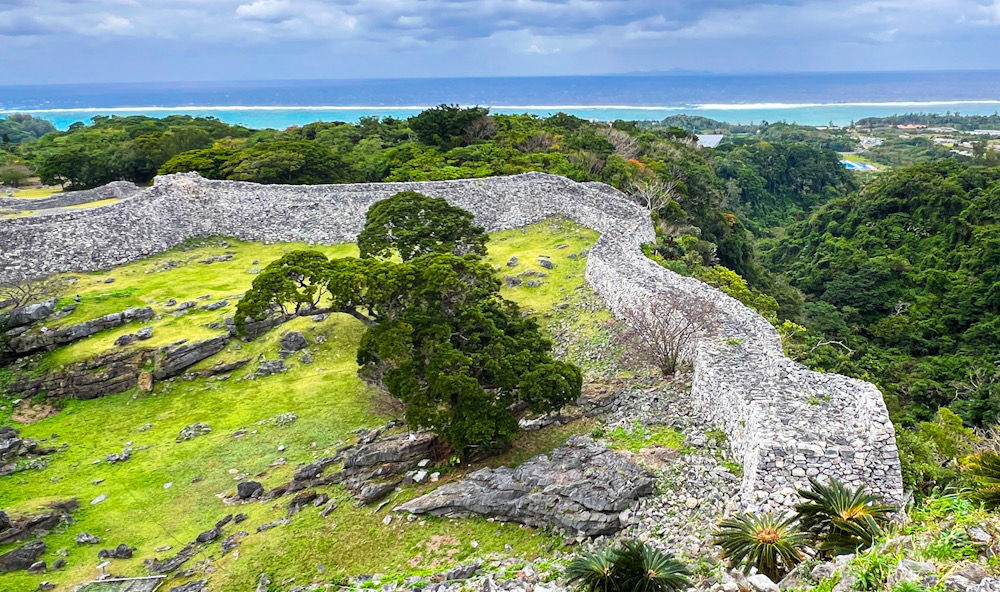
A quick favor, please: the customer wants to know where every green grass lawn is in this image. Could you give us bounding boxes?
[0,218,602,592]
[10,187,63,199]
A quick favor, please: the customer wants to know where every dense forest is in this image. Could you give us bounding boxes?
[3,107,999,494]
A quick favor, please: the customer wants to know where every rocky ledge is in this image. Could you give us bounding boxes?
[396,435,655,537]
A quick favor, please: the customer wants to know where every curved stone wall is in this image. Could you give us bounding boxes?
[0,172,904,510]
[0,181,140,212]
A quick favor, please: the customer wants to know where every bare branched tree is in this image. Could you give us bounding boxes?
[462,115,497,144]
[0,276,68,311]
[600,127,640,159]
[630,176,678,212]
[515,133,554,153]
[617,297,717,376]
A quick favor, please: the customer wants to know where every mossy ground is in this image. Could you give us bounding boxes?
[0,219,602,592]
[10,187,63,198]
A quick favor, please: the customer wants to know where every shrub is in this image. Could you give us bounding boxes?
[794,477,894,556]
[565,541,690,592]
[713,512,808,581]
[967,451,1000,510]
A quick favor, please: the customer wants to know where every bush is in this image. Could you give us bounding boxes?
[713,512,807,581]
[794,477,894,556]
[565,541,690,592]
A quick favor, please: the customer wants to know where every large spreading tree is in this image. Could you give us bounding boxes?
[236,192,581,456]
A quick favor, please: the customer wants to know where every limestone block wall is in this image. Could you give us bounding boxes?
[0,181,140,212]
[0,172,904,510]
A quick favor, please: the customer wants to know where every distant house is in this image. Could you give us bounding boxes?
[696,134,725,148]
[840,160,878,172]
[896,124,927,130]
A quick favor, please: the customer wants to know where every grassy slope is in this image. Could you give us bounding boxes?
[1,219,601,592]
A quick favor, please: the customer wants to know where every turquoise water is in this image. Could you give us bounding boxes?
[4,73,1000,129]
[12,102,1000,130]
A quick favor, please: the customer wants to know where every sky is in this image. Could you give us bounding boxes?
[1,0,1000,83]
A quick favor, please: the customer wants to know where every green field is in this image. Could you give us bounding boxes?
[0,218,603,592]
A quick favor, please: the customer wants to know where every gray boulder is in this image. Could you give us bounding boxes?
[237,481,264,500]
[748,574,779,592]
[396,435,654,537]
[136,326,153,340]
[957,564,990,585]
[5,299,56,329]
[256,360,286,376]
[0,540,45,572]
[75,532,100,545]
[154,336,229,380]
[344,432,436,468]
[280,331,308,352]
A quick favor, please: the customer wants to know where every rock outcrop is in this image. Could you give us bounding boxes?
[5,306,154,357]
[396,435,655,536]
[152,336,229,380]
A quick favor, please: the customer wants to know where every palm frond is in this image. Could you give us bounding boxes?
[794,477,894,555]
[566,549,619,592]
[713,512,807,582]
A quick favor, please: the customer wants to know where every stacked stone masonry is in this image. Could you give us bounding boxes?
[0,172,904,510]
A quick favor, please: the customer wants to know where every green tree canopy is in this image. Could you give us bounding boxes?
[357,190,488,261]
[235,249,580,456]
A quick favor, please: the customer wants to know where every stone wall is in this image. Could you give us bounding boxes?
[0,172,904,510]
[0,181,140,212]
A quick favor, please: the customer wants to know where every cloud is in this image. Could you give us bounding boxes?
[236,0,295,23]
[95,14,133,34]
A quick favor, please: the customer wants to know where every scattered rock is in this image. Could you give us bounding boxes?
[957,564,989,584]
[237,481,264,500]
[256,360,287,376]
[256,518,289,532]
[76,532,100,545]
[168,579,207,592]
[136,326,153,340]
[446,561,481,581]
[147,544,195,574]
[98,543,134,560]
[280,331,308,352]
[506,257,518,267]
[176,423,211,443]
[105,448,132,464]
[114,333,137,347]
[90,494,107,505]
[27,560,46,574]
[504,276,522,287]
[357,481,400,504]
[747,574,780,592]
[195,526,221,544]
[539,258,555,269]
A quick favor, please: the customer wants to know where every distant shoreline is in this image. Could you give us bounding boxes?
[8,101,1000,130]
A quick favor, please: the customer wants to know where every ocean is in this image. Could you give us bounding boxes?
[2,71,1000,130]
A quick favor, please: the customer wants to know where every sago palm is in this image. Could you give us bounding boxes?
[566,548,619,592]
[794,477,894,555]
[613,541,691,592]
[968,451,1000,510]
[713,512,808,582]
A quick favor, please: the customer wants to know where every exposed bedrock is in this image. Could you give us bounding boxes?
[396,435,655,537]
[0,172,904,510]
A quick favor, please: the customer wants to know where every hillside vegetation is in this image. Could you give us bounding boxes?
[0,219,602,592]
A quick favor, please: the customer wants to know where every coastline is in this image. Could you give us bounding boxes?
[7,100,1000,130]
